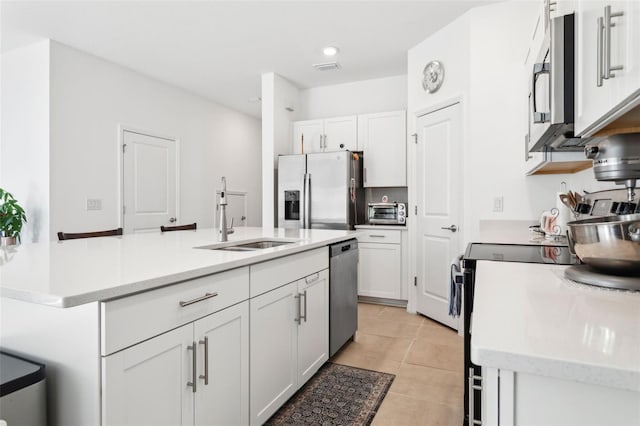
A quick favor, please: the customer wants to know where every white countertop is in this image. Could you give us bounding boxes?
[0,227,358,308]
[471,261,640,392]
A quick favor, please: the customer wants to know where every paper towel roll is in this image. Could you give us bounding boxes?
[556,192,571,235]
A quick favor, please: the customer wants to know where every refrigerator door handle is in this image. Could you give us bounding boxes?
[303,173,311,229]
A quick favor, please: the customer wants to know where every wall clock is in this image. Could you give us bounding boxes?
[422,60,444,93]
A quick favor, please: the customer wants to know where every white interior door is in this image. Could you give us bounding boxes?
[123,131,178,233]
[415,103,462,330]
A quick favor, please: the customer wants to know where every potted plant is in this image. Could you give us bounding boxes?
[0,188,27,245]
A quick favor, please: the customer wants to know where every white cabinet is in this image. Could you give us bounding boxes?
[250,270,329,424]
[296,271,329,385]
[324,116,358,152]
[293,110,407,187]
[101,268,250,426]
[249,247,329,425]
[358,110,407,187]
[575,1,640,136]
[482,367,640,425]
[103,300,249,426]
[293,119,323,154]
[356,228,407,300]
[250,269,329,425]
[249,281,299,426]
[292,116,357,154]
[102,324,194,426]
[194,303,249,426]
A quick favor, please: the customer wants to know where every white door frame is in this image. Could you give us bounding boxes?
[117,125,181,231]
[407,96,465,327]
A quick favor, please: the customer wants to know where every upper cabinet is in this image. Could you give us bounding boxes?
[292,116,357,154]
[324,116,358,152]
[293,120,323,154]
[575,1,640,136]
[358,110,407,187]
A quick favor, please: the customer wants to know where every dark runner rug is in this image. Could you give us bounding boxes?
[264,362,395,426]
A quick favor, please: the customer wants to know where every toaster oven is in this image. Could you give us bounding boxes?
[368,203,406,225]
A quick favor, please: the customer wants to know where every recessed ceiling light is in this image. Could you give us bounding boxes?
[322,46,339,57]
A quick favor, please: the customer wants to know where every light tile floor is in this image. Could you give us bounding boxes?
[331,303,464,426]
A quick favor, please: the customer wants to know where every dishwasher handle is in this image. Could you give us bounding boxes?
[330,239,358,257]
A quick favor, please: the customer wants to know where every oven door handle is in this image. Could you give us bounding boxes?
[469,367,483,425]
[532,62,551,123]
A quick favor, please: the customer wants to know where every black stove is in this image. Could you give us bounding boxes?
[464,242,578,265]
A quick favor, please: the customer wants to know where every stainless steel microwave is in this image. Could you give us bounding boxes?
[368,202,406,225]
[527,13,584,152]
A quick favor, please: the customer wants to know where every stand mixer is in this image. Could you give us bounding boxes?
[585,133,640,204]
[565,133,640,291]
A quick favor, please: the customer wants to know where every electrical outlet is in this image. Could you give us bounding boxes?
[86,198,102,211]
[493,196,504,213]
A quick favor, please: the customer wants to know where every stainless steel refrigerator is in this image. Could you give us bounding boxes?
[278,151,364,230]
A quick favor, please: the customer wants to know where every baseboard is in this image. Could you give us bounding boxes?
[357,296,407,308]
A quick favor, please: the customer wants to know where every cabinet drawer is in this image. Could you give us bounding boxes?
[357,229,401,244]
[250,247,328,297]
[101,267,249,355]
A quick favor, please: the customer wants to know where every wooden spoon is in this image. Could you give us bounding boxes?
[559,194,573,209]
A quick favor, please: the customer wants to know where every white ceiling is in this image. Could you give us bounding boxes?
[2,1,495,118]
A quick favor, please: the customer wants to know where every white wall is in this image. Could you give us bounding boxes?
[0,40,51,243]
[298,75,407,119]
[261,72,300,228]
[465,0,564,241]
[407,1,596,246]
[4,40,262,242]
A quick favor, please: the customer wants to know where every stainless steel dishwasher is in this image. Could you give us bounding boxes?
[329,239,358,357]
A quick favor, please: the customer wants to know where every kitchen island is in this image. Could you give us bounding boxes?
[471,261,640,425]
[0,227,358,426]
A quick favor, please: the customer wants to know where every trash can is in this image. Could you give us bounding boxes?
[0,351,47,426]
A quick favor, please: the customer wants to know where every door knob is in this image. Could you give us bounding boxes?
[441,224,458,232]
[169,217,177,223]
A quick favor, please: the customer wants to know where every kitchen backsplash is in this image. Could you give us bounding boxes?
[365,187,408,205]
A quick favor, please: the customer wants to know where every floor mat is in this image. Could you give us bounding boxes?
[265,362,395,426]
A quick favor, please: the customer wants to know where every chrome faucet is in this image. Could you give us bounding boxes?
[218,177,234,242]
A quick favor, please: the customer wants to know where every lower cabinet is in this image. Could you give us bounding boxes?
[357,228,406,300]
[102,301,249,426]
[250,269,329,426]
[482,367,640,426]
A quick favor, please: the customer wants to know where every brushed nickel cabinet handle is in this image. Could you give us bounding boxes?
[597,16,604,87]
[179,292,218,307]
[301,290,308,323]
[295,293,301,324]
[603,5,624,79]
[199,336,209,385]
[187,342,197,393]
[305,273,320,284]
[369,234,386,238]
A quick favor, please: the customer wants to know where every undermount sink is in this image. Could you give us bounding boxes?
[195,238,298,252]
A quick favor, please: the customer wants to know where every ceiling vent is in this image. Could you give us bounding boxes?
[312,62,340,71]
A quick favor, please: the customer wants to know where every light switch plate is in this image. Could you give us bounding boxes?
[86,198,102,211]
[493,196,504,213]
